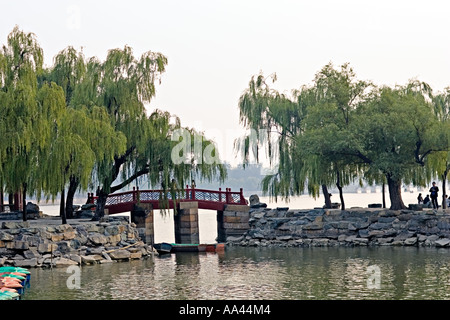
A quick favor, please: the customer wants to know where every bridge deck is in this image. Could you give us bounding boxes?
[91,187,248,214]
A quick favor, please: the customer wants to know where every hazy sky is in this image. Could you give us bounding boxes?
[2,0,450,165]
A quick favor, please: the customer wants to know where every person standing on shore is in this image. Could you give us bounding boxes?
[429,182,439,209]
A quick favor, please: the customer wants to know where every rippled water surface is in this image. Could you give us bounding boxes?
[23,246,450,300]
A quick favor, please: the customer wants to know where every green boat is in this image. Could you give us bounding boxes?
[0,267,30,275]
[0,291,20,300]
[0,273,26,281]
[153,243,225,254]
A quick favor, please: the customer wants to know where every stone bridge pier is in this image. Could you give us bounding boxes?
[131,203,154,245]
[174,202,200,244]
[131,201,250,245]
[217,204,250,242]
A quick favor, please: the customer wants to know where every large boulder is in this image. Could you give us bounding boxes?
[2,221,29,229]
[26,202,40,213]
[54,257,78,267]
[0,231,14,241]
[37,242,58,254]
[14,258,37,267]
[88,233,108,246]
[81,255,98,264]
[75,210,94,219]
[249,194,267,209]
[109,249,131,260]
[435,238,450,247]
[14,240,29,250]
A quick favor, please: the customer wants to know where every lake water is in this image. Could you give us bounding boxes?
[24,191,450,301]
[23,246,450,300]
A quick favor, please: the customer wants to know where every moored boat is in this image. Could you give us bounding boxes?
[1,287,18,294]
[153,243,225,254]
[0,290,20,300]
[0,267,30,274]
[171,243,201,253]
[0,279,22,288]
[0,273,26,284]
[153,242,172,255]
[0,272,26,280]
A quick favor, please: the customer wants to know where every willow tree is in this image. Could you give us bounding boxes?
[0,26,59,221]
[430,89,450,208]
[302,77,447,210]
[91,46,170,218]
[67,45,226,219]
[45,46,86,104]
[236,72,311,203]
[44,46,88,220]
[237,64,368,209]
[37,105,126,223]
[299,63,372,209]
[41,47,127,221]
[237,63,449,210]
[350,81,449,209]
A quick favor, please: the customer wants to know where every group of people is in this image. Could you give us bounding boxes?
[417,182,450,209]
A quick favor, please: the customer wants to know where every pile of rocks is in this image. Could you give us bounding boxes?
[0,217,154,268]
[227,206,450,248]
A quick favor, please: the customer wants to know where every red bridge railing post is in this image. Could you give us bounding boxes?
[186,185,189,200]
[219,188,222,202]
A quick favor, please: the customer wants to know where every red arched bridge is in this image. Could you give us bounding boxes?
[89,187,248,214]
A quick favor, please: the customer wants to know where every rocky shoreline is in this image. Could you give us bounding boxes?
[4,204,450,267]
[227,206,450,248]
[0,216,154,268]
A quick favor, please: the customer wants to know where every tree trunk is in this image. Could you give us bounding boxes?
[65,176,79,219]
[386,175,406,210]
[22,183,27,222]
[322,184,332,209]
[92,146,148,219]
[442,169,448,209]
[93,153,126,220]
[336,170,345,210]
[382,182,386,209]
[0,178,3,210]
[93,188,108,221]
[8,193,13,209]
[60,187,67,225]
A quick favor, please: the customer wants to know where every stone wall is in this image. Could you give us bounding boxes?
[227,206,450,248]
[0,217,154,268]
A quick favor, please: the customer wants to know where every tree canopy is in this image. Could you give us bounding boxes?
[238,63,450,210]
[0,26,227,221]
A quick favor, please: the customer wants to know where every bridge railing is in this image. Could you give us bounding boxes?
[89,187,247,207]
[185,187,247,205]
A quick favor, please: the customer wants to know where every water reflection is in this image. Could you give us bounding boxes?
[24,247,450,300]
